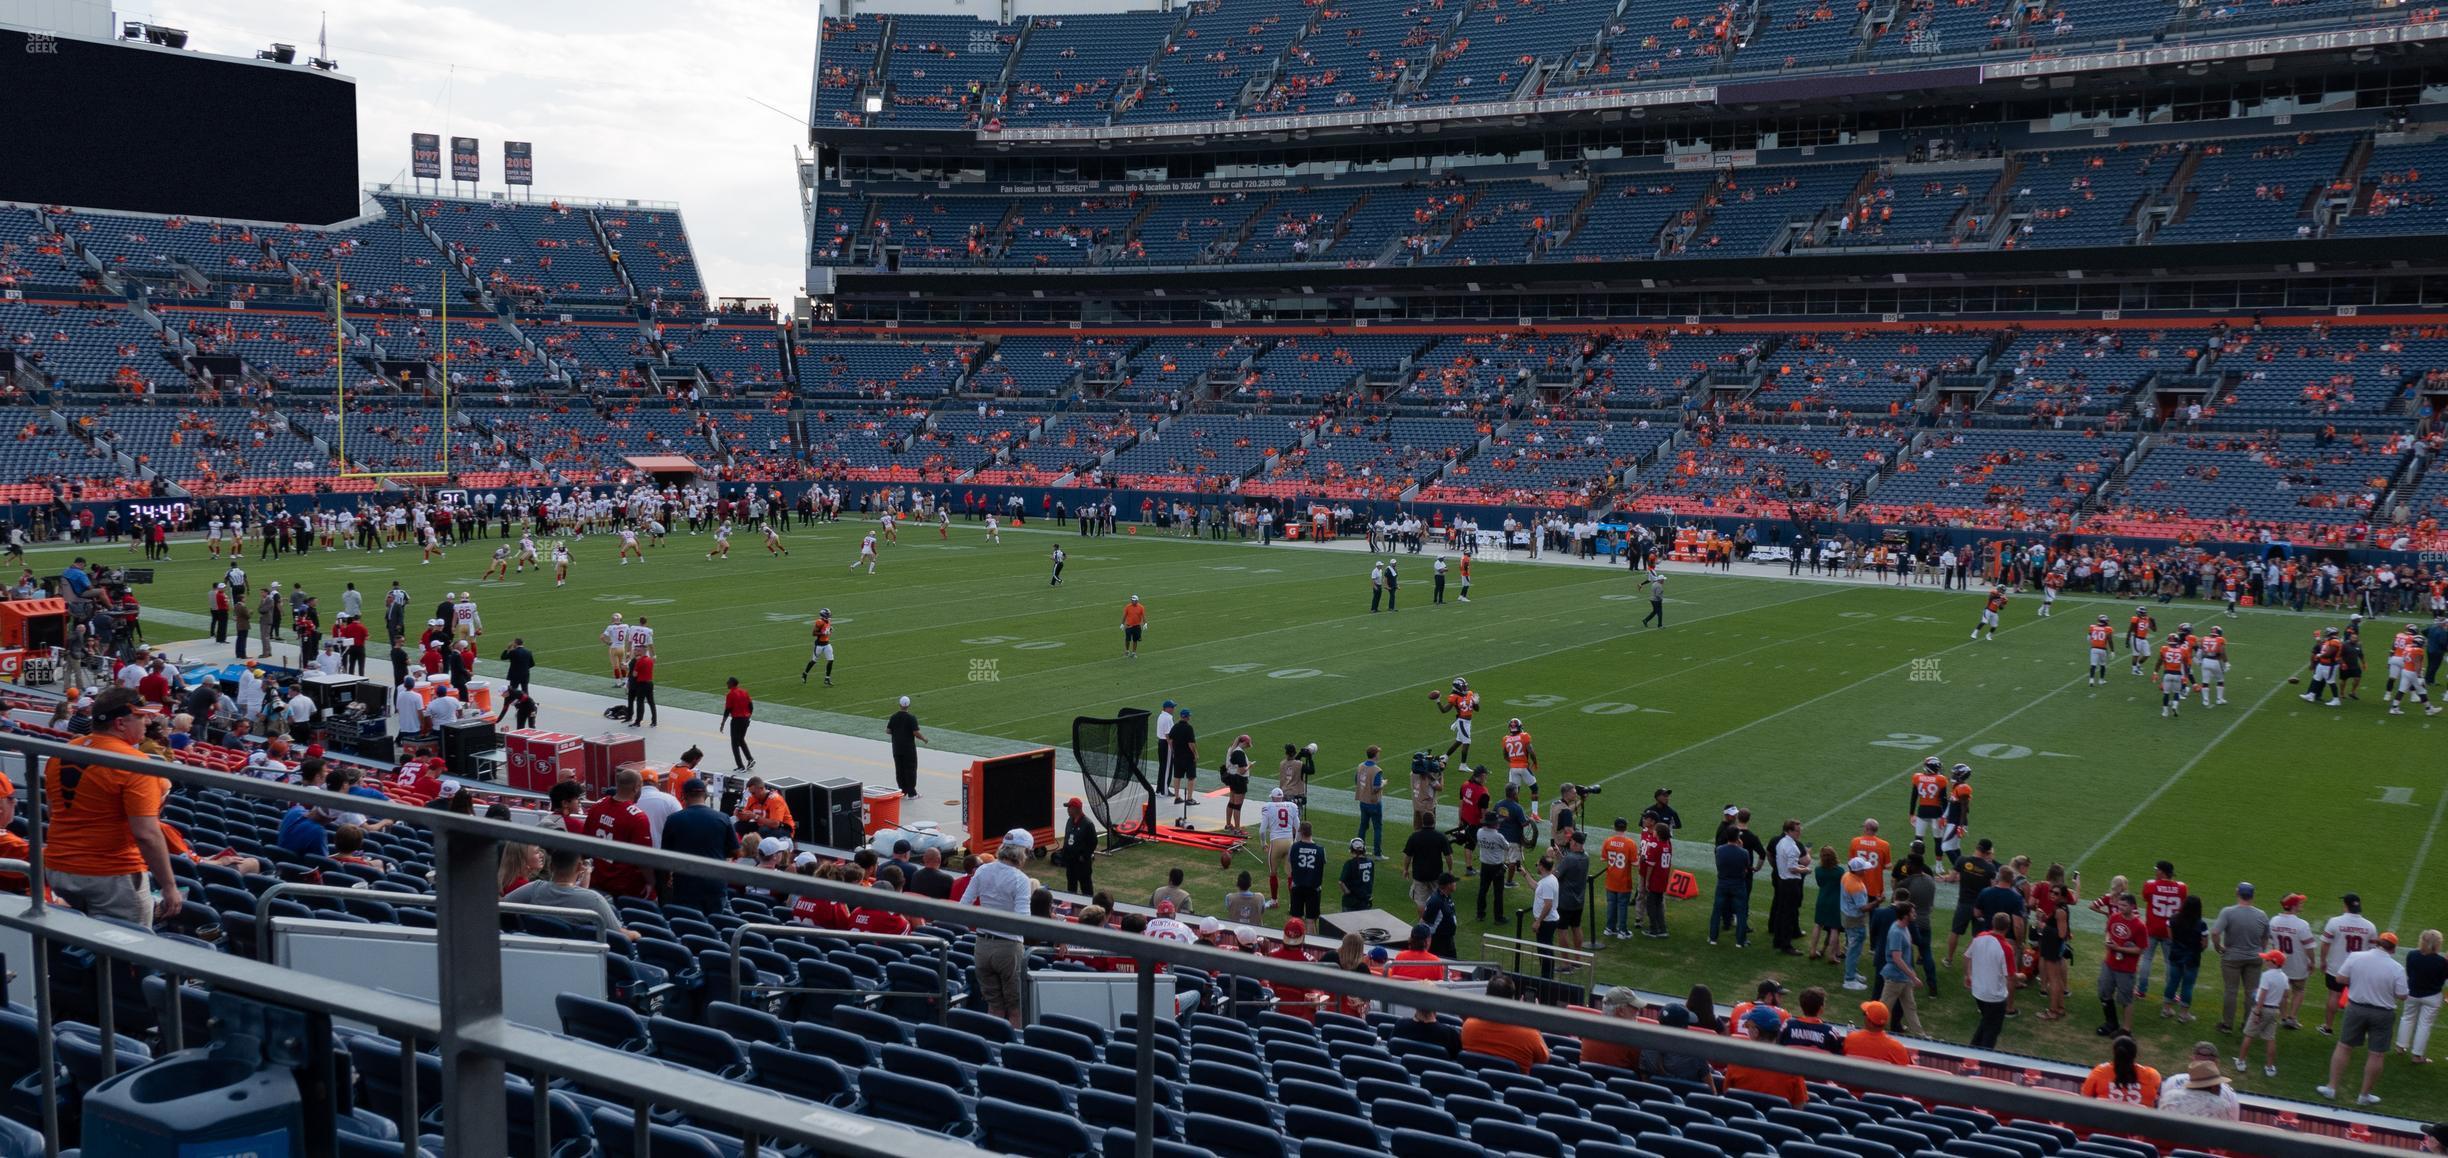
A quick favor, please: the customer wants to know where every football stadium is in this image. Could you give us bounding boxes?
[1,0,2447,1155]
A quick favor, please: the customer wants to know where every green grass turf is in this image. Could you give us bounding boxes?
[121,522,2447,1114]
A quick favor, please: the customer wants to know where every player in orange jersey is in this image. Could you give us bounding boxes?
[2126,607,2157,677]
[2039,568,2064,617]
[1499,718,1538,818]
[1906,757,1949,843]
[2157,629,2194,718]
[1971,586,2008,641]
[2301,628,2345,708]
[2388,623,2440,716]
[2193,626,2230,708]
[1457,553,1472,603]
[1434,676,1480,764]
[801,609,836,686]
[2086,614,2115,686]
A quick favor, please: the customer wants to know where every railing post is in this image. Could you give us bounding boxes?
[431,826,507,1158]
[1133,961,1157,1158]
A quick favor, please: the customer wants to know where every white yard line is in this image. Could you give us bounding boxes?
[1803,669,2096,830]
[2071,672,2293,870]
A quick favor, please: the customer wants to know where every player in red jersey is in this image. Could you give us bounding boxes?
[2086,615,2115,686]
[1972,586,2008,641]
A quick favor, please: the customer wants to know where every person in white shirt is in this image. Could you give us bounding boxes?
[1531,855,1563,979]
[963,829,1037,1029]
[424,688,462,729]
[2157,1042,2241,1120]
[1145,900,1196,943]
[602,614,630,683]
[626,618,655,657]
[236,664,265,718]
[2319,893,2380,1035]
[2237,948,2291,1078]
[1257,788,1300,902]
[2320,933,2410,1105]
[284,687,316,742]
[635,772,683,845]
[391,678,425,739]
[1965,912,2014,1049]
[2268,892,2316,1028]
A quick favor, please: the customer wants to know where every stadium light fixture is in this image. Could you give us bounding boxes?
[121,21,143,39]
[258,42,297,64]
[311,56,340,70]
[140,24,190,49]
[864,95,884,114]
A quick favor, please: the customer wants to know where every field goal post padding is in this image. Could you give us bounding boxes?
[1072,708,1152,851]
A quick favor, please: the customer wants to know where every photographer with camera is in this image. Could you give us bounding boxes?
[1409,750,1445,816]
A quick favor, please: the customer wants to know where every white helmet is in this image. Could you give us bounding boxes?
[611,612,624,622]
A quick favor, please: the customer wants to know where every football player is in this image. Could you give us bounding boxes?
[2126,606,2157,677]
[2389,623,2440,716]
[1972,586,2008,641]
[1907,757,1949,842]
[2158,626,2193,718]
[2301,628,2344,708]
[1500,718,1538,817]
[2086,614,2115,686]
[1435,676,1479,764]
[2194,626,2229,708]
[802,609,836,686]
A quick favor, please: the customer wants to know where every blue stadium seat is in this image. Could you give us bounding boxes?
[855,1067,974,1137]
[705,1001,789,1047]
[1357,1078,1431,1108]
[915,1022,997,1068]
[1185,1111,1291,1158]
[648,1014,750,1080]
[1077,1087,1175,1138]
[1101,1127,1219,1158]
[979,1096,1098,1158]
[881,1043,973,1095]
[790,1019,876,1067]
[1471,1118,1564,1158]
[746,1042,854,1108]
[1280,1078,1365,1118]
[1390,1127,1484,1158]
[1540,1112,1627,1150]
[1002,1042,1089,1087]
[1370,1094,1459,1133]
[585,1107,725,1157]
[1284,1106,1385,1153]
[1593,1104,1677,1138]
[1683,1124,1772,1156]
[557,994,651,1053]
[1639,1133,1734,1158]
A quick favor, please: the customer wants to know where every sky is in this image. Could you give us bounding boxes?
[163,0,822,306]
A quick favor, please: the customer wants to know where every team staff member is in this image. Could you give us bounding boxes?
[1058,797,1098,895]
[1121,595,1147,659]
[720,676,756,770]
[888,696,927,798]
[43,687,181,925]
[735,777,795,836]
[625,652,657,727]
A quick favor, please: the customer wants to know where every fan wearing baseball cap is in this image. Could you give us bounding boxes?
[1723,1006,1809,1107]
[1841,1000,1914,1066]
[1058,797,1099,894]
[1266,918,1319,1020]
[2319,926,2410,1105]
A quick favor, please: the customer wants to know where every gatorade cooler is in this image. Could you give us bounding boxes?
[581,732,647,793]
[79,1049,304,1157]
[861,784,903,837]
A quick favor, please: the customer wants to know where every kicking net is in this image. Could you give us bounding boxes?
[1071,707,1153,851]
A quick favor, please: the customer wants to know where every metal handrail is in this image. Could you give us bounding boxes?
[0,733,2410,1158]
[723,922,955,1025]
[249,880,607,961]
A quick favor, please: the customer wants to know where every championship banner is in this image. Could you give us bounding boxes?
[450,136,480,182]
[411,133,441,179]
[504,141,533,186]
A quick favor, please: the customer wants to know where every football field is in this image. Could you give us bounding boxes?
[120,519,2448,1110]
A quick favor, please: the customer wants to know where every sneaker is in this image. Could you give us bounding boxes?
[2319,1024,2334,1035]
[2263,1065,2278,1078]
[2390,708,2405,716]
[2326,699,2343,707]
[1708,938,1719,946]
[2358,1094,2383,1106]
[1841,979,1868,991]
[2301,692,2318,702]
[2232,1057,2246,1073]
[2316,1085,2338,1101]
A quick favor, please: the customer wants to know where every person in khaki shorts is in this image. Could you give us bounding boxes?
[42,687,181,927]
[961,828,1039,1030]
[2236,949,2290,1079]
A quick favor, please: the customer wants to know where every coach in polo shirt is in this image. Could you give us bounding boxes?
[2319,930,2411,1106]
[966,828,1037,1029]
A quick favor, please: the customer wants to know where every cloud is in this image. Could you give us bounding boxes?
[177,0,817,305]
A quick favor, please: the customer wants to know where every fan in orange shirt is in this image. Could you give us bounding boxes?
[1841,1001,1915,1066]
[1846,819,1891,877]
